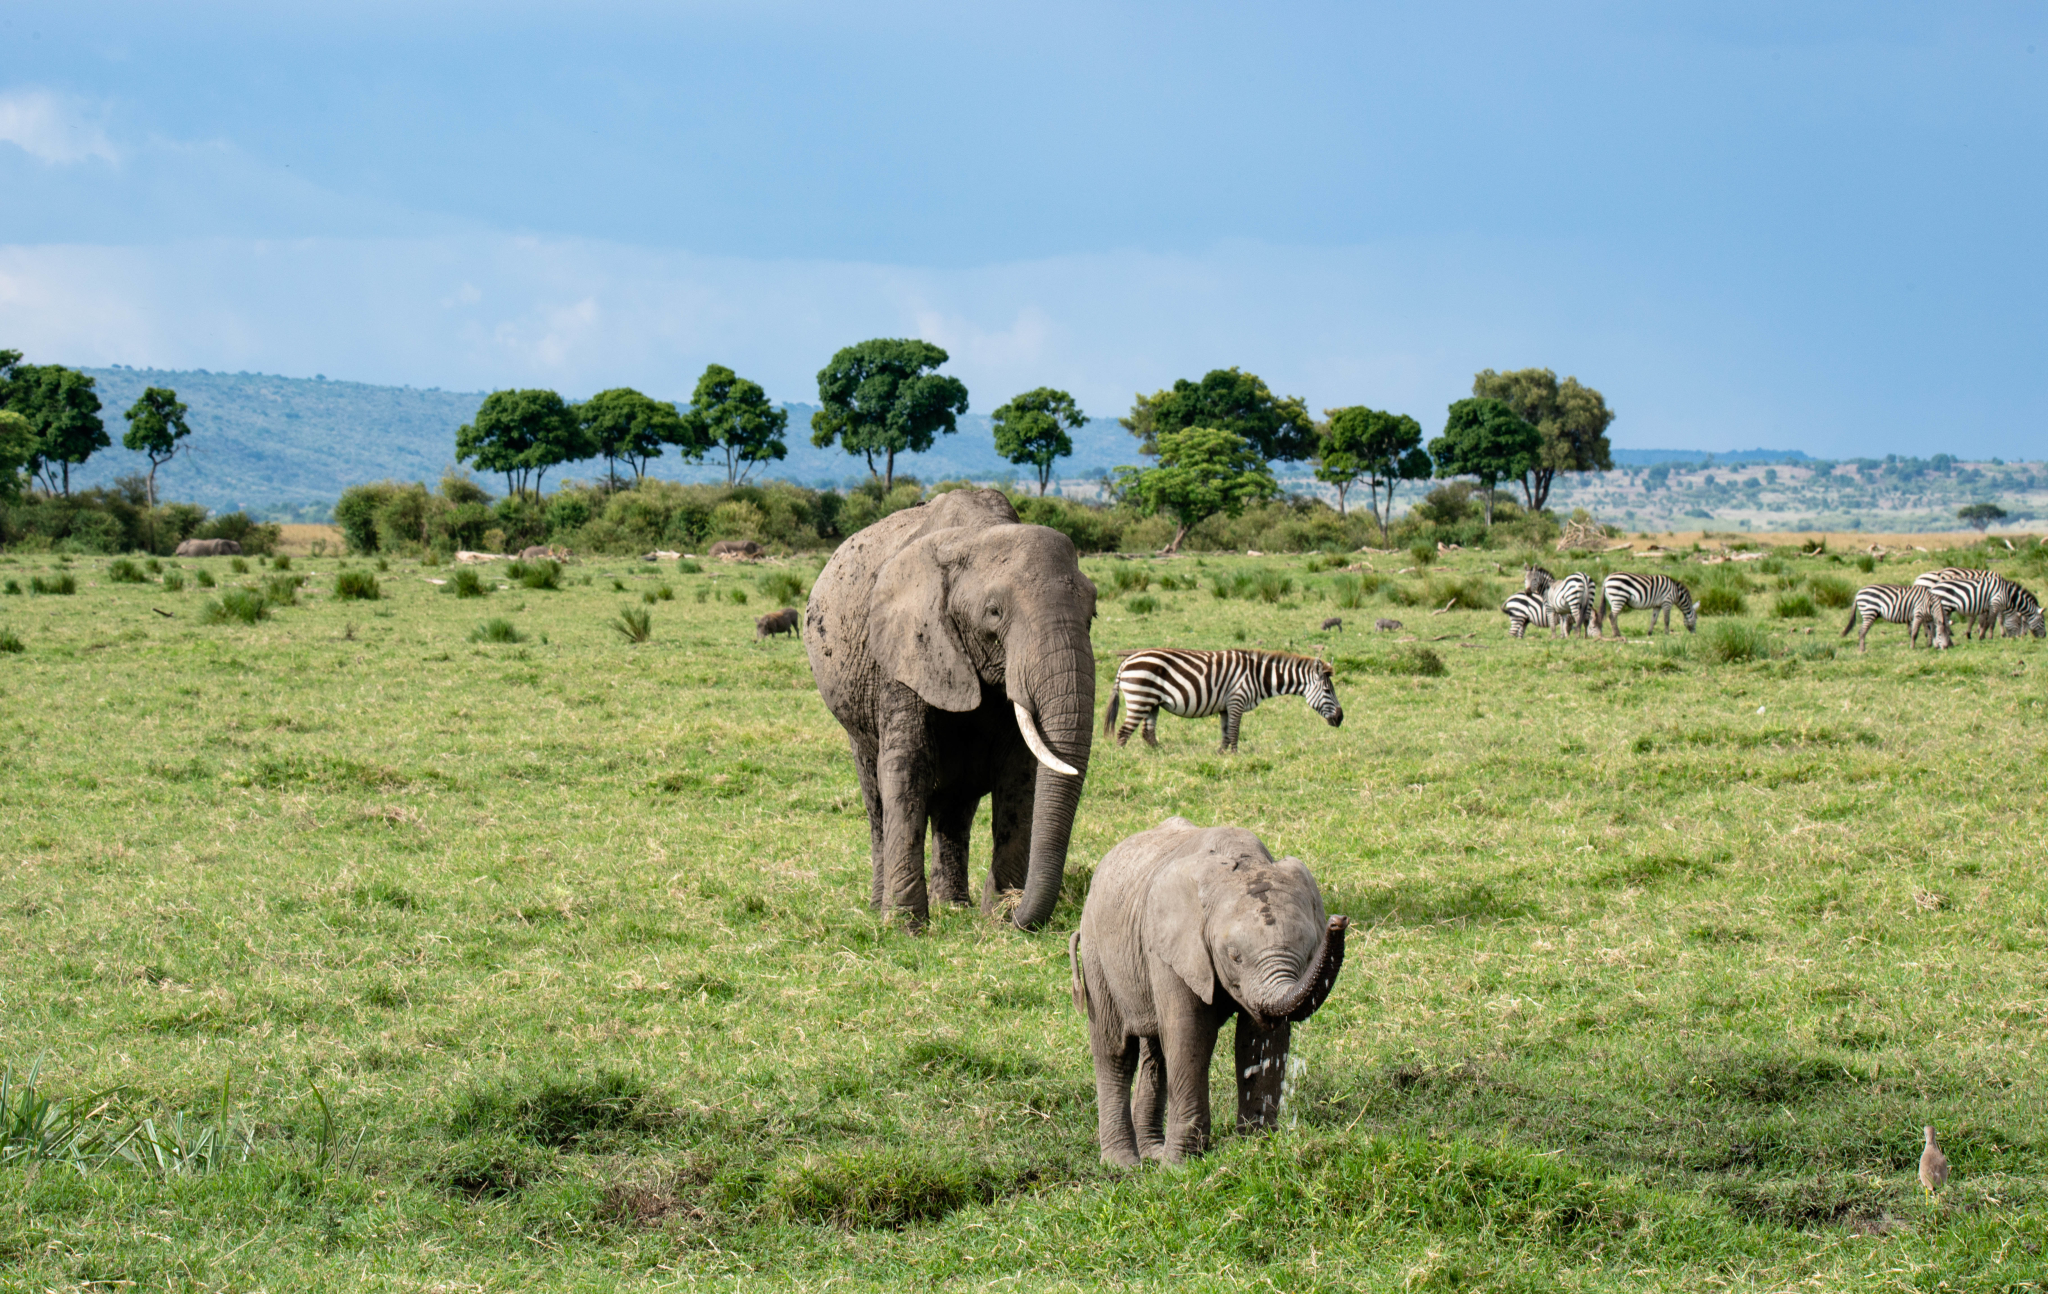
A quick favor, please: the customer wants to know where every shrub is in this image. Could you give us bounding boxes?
[448,568,489,599]
[333,570,381,601]
[1855,554,1876,573]
[653,584,674,602]
[29,575,75,596]
[1808,574,1854,609]
[1249,570,1293,604]
[1409,543,1437,566]
[1125,594,1160,615]
[758,570,807,607]
[230,557,250,574]
[145,557,162,574]
[1704,620,1773,663]
[1698,586,1746,616]
[1330,574,1381,609]
[1772,593,1817,619]
[107,558,147,584]
[2,580,17,595]
[641,589,657,605]
[1758,556,1787,575]
[1208,574,1232,600]
[272,554,292,571]
[511,559,562,591]
[1391,574,1498,611]
[0,629,22,653]
[195,570,216,589]
[469,618,525,644]
[202,590,270,625]
[162,571,186,593]
[611,606,653,643]
[262,574,303,606]
[727,588,749,605]
[1104,566,1151,598]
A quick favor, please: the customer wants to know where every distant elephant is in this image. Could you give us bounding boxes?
[710,539,763,559]
[756,608,800,639]
[804,488,1096,930]
[1071,818,1347,1165]
[174,538,241,557]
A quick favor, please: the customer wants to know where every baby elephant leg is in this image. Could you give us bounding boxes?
[1132,1037,1168,1162]
[1091,1032,1142,1168]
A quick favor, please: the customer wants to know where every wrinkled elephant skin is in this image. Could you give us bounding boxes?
[1071,817,1348,1165]
[804,489,1097,931]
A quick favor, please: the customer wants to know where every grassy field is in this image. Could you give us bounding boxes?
[1,539,2045,1291]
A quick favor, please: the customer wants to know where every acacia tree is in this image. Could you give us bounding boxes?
[121,386,192,506]
[4,363,107,495]
[579,387,691,485]
[1429,398,1541,527]
[1959,502,2008,532]
[455,389,586,497]
[1121,367,1316,464]
[682,365,788,486]
[1115,425,1278,554]
[991,387,1087,495]
[1470,367,1615,511]
[810,340,968,491]
[1317,406,1430,543]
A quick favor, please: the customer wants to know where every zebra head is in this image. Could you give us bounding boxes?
[1676,586,1699,633]
[1523,565,1555,594]
[1305,661,1344,727]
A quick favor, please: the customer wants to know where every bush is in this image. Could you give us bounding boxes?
[1704,621,1774,663]
[1011,495,1123,553]
[202,590,269,625]
[230,557,250,574]
[653,584,674,602]
[262,574,303,607]
[195,570,216,589]
[1125,594,1160,615]
[758,570,807,607]
[1249,569,1293,603]
[0,629,22,653]
[1758,556,1787,575]
[1330,574,1365,609]
[448,568,489,599]
[1698,586,1746,616]
[272,554,292,571]
[1103,566,1151,599]
[162,571,186,593]
[2,580,17,595]
[1772,593,1817,619]
[107,558,147,584]
[1808,574,1854,609]
[1855,554,1876,573]
[511,559,562,591]
[29,574,75,596]
[727,587,749,605]
[611,606,653,643]
[1390,573,1498,611]
[469,618,525,644]
[333,570,381,601]
[1409,543,1437,566]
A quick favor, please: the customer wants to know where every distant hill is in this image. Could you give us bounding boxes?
[1610,448,1811,467]
[67,367,1145,519]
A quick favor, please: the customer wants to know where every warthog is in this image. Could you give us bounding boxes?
[755,607,800,639]
[709,539,763,560]
[174,538,241,557]
[1375,618,1403,632]
[1320,617,1343,632]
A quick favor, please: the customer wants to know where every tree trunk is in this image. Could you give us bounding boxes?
[1334,483,1347,517]
[146,463,159,508]
[1163,522,1189,555]
[884,449,896,493]
[1481,477,1494,526]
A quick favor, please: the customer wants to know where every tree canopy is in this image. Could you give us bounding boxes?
[683,365,789,487]
[1470,368,1615,511]
[456,389,588,497]
[1958,502,2008,532]
[1,358,108,496]
[1116,425,1278,554]
[1121,367,1316,463]
[121,386,192,506]
[578,387,690,484]
[991,387,1087,495]
[1317,406,1431,543]
[810,339,968,491]
[1429,398,1542,527]
[0,410,35,501]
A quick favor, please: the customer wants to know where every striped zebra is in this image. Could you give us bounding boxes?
[1597,573,1697,638]
[1103,649,1344,752]
[1522,567,1595,636]
[1840,583,1953,652]
[1501,591,1568,639]
[1911,569,2043,639]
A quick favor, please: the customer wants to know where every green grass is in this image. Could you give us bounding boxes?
[1,547,2046,1288]
[333,569,382,601]
[29,573,75,595]
[468,617,525,644]
[447,567,489,599]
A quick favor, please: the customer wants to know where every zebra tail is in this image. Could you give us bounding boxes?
[1840,607,1859,637]
[1102,688,1121,735]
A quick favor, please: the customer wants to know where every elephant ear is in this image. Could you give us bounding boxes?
[870,535,980,712]
[1147,865,1215,1006]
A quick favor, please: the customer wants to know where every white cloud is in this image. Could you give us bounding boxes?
[0,90,119,165]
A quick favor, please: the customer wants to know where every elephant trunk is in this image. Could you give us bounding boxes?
[1008,635,1095,931]
[1246,916,1349,1024]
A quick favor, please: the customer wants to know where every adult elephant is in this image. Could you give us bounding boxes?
[805,488,1096,931]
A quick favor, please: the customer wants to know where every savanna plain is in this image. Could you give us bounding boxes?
[2,541,2046,1292]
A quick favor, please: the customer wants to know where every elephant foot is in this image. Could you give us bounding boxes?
[1100,1145,1141,1168]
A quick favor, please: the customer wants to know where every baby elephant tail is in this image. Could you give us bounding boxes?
[1068,930,1089,1015]
[1101,687,1121,736]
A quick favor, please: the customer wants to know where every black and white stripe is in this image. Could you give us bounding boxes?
[2003,584,2047,638]
[1911,569,2035,639]
[1502,591,1568,639]
[1103,649,1344,752]
[1840,583,1953,652]
[1597,573,1697,637]
[1522,567,1595,636]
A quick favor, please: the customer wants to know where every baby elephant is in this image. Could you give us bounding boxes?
[1070,817,1347,1165]
[755,607,800,639]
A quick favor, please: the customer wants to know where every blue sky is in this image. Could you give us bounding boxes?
[1,2,2044,456]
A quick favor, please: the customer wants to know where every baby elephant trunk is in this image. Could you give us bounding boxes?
[1248,916,1349,1025]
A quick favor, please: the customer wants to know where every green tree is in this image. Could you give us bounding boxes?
[1429,398,1541,527]
[3,363,107,496]
[991,387,1087,495]
[1115,425,1278,554]
[1119,368,1316,463]
[121,386,193,506]
[810,340,968,491]
[455,389,587,497]
[0,409,35,501]
[1958,502,2008,532]
[1470,368,1615,511]
[1317,406,1430,544]
[578,387,690,486]
[682,365,789,487]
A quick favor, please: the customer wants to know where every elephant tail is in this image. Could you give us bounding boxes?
[1068,930,1090,1015]
[1101,688,1120,736]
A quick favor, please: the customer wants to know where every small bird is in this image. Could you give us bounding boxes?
[1919,1125,1948,1196]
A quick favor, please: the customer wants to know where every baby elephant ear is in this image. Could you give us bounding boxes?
[1147,866,1215,1005]
[870,537,980,712]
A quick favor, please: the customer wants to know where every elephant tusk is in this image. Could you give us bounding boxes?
[1015,701,1080,777]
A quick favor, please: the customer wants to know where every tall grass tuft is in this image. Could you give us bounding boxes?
[1103,567,1151,599]
[758,570,807,606]
[1,1054,111,1169]
[2,580,18,595]
[1772,593,1818,619]
[1249,569,1293,603]
[201,590,270,625]
[469,618,525,644]
[230,557,250,574]
[727,587,749,605]
[262,574,303,607]
[272,554,292,571]
[107,558,147,584]
[29,574,76,596]
[1704,620,1774,663]
[196,569,216,588]
[333,570,381,601]
[1807,574,1854,609]
[1125,594,1160,615]
[510,559,563,590]
[677,558,703,574]
[448,568,489,599]
[0,629,22,654]
[611,606,653,643]
[162,571,186,593]
[1698,585,1746,616]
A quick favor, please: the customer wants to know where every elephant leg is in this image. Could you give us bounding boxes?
[849,736,887,911]
[928,795,976,907]
[1234,1016,1293,1133]
[1132,1037,1168,1161]
[1091,1032,1142,1168]
[982,744,1035,914]
[876,686,933,927]
[1158,1011,1222,1161]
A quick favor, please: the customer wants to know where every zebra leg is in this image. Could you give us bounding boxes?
[1861,615,1873,652]
[1221,698,1246,753]
[1142,714,1159,748]
[1118,699,1151,748]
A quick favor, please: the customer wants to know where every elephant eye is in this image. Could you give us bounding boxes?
[986,605,1001,619]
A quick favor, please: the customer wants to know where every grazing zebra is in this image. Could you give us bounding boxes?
[1840,583,1953,652]
[1597,573,1697,638]
[1911,569,2039,639]
[1502,591,1569,639]
[2004,584,2047,638]
[1523,566,1595,636]
[1103,649,1344,752]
